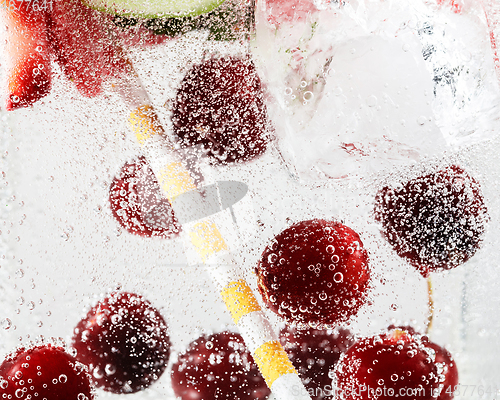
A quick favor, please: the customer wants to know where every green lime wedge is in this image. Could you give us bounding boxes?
[85,0,227,18]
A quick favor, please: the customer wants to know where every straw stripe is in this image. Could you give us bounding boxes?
[188,220,229,261]
[220,280,261,324]
[128,104,164,145]
[253,340,297,387]
[156,161,197,200]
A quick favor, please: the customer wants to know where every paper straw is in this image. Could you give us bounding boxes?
[112,68,312,400]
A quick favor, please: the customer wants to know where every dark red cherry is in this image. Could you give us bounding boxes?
[374,165,488,277]
[280,325,354,399]
[386,325,459,400]
[72,292,171,394]
[335,327,443,400]
[0,344,94,400]
[255,219,371,326]
[171,331,270,400]
[109,156,181,238]
[172,55,270,165]
[424,340,459,400]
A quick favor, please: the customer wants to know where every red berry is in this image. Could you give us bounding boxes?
[47,0,128,97]
[374,165,489,277]
[335,327,443,400]
[109,156,181,238]
[424,341,459,400]
[0,344,94,400]
[171,331,270,400]
[280,326,354,399]
[255,219,371,327]
[172,56,270,165]
[3,4,51,110]
[386,325,459,400]
[72,292,171,394]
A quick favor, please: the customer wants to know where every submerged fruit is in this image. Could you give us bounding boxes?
[280,325,353,399]
[172,56,270,165]
[84,0,226,19]
[171,331,270,400]
[47,0,128,97]
[335,327,445,400]
[72,292,171,393]
[3,2,51,110]
[374,165,489,277]
[109,156,181,238]
[255,219,371,326]
[0,344,94,400]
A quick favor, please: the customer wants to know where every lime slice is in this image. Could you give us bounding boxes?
[85,0,227,18]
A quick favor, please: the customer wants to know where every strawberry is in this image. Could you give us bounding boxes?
[47,0,128,97]
[2,0,52,110]
[0,344,94,400]
[72,291,171,394]
[109,156,181,238]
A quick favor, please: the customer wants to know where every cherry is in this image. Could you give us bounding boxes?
[109,156,181,238]
[255,219,371,327]
[171,331,270,400]
[374,165,489,277]
[72,291,171,394]
[172,55,270,165]
[0,344,93,400]
[386,325,459,400]
[335,327,444,400]
[426,341,459,400]
[280,325,353,399]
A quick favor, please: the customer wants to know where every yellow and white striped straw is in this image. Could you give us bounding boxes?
[118,75,312,400]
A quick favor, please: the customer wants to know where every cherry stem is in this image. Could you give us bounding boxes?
[426,276,434,335]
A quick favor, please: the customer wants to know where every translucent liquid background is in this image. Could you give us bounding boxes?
[1,3,500,400]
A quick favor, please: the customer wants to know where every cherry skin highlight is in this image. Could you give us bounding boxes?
[171,331,270,400]
[335,327,444,400]
[172,55,270,165]
[280,325,353,399]
[374,165,488,277]
[0,344,94,400]
[255,219,371,326]
[109,156,181,238]
[72,291,171,394]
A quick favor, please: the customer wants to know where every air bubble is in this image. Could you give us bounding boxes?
[326,245,335,254]
[333,272,343,283]
[2,318,12,330]
[303,91,313,101]
[267,253,278,263]
[318,293,327,301]
[105,364,116,375]
[417,115,427,125]
[366,95,377,107]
